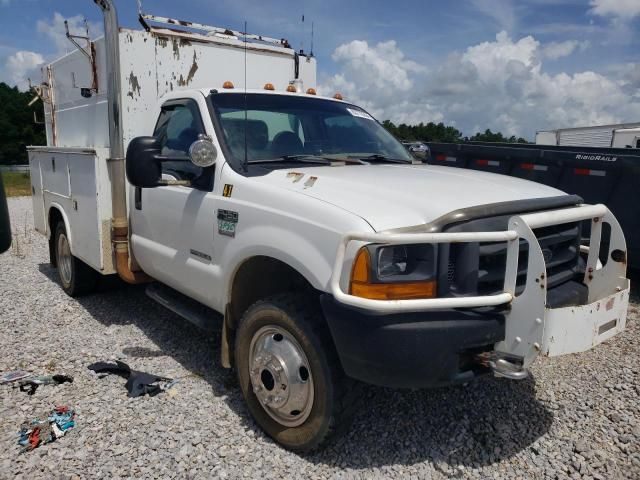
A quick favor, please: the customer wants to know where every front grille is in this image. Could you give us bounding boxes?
[447,261,456,283]
[442,221,583,297]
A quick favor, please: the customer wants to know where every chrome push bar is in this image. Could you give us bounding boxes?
[329,204,611,313]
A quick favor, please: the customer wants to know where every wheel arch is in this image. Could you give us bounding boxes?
[220,255,327,368]
[47,203,72,265]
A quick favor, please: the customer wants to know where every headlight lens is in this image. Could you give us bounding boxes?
[377,245,408,278]
[349,244,437,300]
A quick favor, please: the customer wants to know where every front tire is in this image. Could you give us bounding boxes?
[235,294,356,452]
[54,221,98,297]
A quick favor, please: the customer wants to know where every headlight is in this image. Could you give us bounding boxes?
[349,244,437,300]
[377,245,408,277]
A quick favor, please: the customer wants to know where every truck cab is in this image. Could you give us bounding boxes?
[28,1,630,452]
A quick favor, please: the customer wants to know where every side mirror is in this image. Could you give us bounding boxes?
[126,136,163,188]
[0,173,11,254]
[411,149,428,160]
[189,138,217,168]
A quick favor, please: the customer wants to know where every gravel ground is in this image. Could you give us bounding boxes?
[1,195,639,479]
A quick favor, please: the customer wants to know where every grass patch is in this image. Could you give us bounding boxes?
[1,171,31,197]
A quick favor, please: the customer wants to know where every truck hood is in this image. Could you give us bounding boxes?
[254,163,568,231]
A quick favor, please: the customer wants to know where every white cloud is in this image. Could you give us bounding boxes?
[36,12,102,60]
[4,51,44,89]
[321,31,640,138]
[319,40,441,125]
[1,12,102,89]
[541,40,590,60]
[589,0,640,19]
[471,0,517,32]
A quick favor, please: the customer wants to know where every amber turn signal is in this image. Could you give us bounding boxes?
[349,248,437,300]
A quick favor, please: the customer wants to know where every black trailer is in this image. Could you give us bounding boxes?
[426,142,640,268]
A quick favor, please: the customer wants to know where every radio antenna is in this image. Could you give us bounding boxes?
[310,21,314,56]
[243,20,248,172]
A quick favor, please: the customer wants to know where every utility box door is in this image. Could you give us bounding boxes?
[29,155,46,235]
[67,153,102,270]
[28,147,114,274]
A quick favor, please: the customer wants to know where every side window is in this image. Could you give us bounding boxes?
[153,100,206,182]
[154,100,204,158]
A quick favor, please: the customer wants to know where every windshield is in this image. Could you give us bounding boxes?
[209,93,413,165]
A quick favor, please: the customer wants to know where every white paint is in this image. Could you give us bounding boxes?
[40,27,316,153]
[536,122,640,148]
[543,281,629,357]
[612,127,640,148]
[248,163,566,232]
[28,146,114,273]
[27,14,631,373]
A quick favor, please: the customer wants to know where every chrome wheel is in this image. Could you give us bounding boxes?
[57,232,72,287]
[248,325,314,427]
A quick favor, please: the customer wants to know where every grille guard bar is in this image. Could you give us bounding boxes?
[329,203,623,313]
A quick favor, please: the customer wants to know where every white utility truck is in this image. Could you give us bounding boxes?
[28,1,630,451]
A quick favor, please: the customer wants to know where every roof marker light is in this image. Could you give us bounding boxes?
[286,85,297,93]
[264,83,275,91]
[333,93,343,100]
[222,81,234,89]
[306,88,316,95]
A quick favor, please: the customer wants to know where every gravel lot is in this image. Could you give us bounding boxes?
[1,195,639,479]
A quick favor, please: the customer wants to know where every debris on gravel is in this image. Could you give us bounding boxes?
[1,196,639,479]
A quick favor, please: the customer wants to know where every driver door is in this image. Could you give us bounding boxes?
[130,97,220,306]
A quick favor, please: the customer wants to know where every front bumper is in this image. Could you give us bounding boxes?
[321,295,504,388]
[327,203,630,385]
[322,280,630,388]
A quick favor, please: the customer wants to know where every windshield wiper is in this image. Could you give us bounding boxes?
[250,155,364,166]
[249,155,333,165]
[351,154,413,164]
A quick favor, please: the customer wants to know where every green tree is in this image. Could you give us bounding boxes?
[468,129,529,144]
[381,120,463,143]
[382,121,529,144]
[0,83,46,165]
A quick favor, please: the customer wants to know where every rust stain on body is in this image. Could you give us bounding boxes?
[177,51,199,86]
[128,72,141,98]
[172,38,180,59]
[186,51,199,84]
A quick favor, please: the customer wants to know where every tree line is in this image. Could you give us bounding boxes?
[0,82,528,165]
[0,83,46,165]
[381,120,529,144]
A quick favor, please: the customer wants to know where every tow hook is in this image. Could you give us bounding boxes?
[475,352,529,380]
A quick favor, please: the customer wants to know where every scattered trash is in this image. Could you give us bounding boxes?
[1,370,31,384]
[18,406,76,452]
[88,360,172,397]
[17,375,74,395]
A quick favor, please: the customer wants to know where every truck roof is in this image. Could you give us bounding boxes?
[199,88,347,104]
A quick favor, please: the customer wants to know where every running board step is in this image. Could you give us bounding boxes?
[146,283,222,333]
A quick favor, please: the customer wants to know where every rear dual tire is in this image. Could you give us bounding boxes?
[54,221,98,297]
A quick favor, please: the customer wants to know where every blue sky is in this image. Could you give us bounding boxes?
[1,0,639,138]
